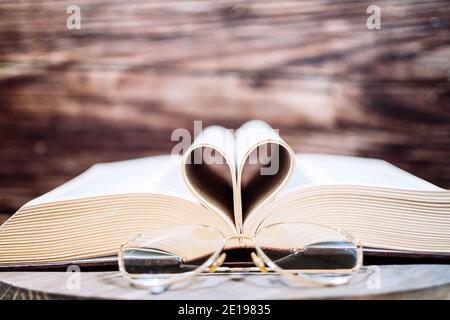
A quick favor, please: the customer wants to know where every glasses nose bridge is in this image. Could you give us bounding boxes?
[224,233,255,244]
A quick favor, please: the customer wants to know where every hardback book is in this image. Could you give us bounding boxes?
[1,120,450,269]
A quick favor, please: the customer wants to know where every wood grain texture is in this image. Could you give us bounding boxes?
[0,215,9,225]
[0,265,449,299]
[0,0,449,212]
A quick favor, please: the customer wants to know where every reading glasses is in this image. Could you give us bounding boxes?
[118,222,363,292]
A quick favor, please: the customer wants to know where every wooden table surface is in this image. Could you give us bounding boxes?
[1,265,449,299]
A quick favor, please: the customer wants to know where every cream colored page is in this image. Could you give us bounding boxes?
[235,120,287,169]
[234,120,296,232]
[186,125,236,166]
[244,153,450,251]
[26,155,197,207]
[181,125,238,223]
[282,153,443,192]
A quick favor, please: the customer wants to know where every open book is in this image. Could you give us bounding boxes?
[1,120,450,268]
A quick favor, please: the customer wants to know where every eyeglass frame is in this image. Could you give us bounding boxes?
[118,222,364,290]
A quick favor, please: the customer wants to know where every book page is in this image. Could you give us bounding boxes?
[181,125,237,222]
[286,153,443,191]
[235,120,286,170]
[1,155,237,266]
[26,155,195,207]
[182,120,296,232]
[235,120,296,229]
[244,153,450,253]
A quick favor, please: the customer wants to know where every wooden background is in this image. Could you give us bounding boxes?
[0,0,449,216]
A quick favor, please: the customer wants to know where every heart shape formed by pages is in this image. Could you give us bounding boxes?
[182,120,295,233]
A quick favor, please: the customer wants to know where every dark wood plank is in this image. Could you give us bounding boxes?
[0,0,449,212]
